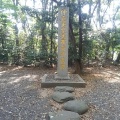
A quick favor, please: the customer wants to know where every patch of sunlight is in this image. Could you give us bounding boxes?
[9,75,30,84]
[29,75,38,81]
[0,71,6,75]
[102,71,111,75]
[9,77,23,84]
[11,66,23,71]
[106,70,118,74]
[24,75,31,78]
[107,77,120,83]
[102,71,120,77]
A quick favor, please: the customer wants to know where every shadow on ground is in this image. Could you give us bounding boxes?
[0,65,54,120]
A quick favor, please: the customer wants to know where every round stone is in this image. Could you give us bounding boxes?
[55,86,74,92]
[63,100,89,114]
[49,110,81,120]
[52,92,74,103]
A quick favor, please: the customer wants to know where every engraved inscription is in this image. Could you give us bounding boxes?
[59,8,67,70]
[57,7,69,79]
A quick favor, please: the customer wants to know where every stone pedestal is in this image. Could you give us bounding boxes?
[41,74,86,88]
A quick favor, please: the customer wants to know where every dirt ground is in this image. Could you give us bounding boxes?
[0,64,120,120]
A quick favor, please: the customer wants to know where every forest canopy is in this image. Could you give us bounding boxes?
[0,0,120,72]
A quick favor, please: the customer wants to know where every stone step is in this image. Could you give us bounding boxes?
[63,100,89,115]
[52,91,74,103]
[48,110,81,120]
[54,86,74,92]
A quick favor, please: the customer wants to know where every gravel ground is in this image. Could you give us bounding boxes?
[0,65,120,120]
[0,66,54,120]
[80,80,120,120]
[80,68,120,120]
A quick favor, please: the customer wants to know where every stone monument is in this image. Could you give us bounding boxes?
[55,7,70,79]
[41,7,86,88]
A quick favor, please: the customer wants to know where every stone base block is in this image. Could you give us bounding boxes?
[55,73,70,80]
[41,74,86,88]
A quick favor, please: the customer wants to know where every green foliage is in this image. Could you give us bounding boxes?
[3,3,18,11]
[0,0,120,66]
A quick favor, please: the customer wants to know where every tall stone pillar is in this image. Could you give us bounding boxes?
[55,7,70,79]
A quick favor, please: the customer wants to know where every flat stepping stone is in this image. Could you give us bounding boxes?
[55,86,74,92]
[63,100,89,114]
[52,92,74,103]
[49,110,81,120]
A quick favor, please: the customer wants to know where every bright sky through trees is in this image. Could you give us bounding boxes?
[18,0,120,31]
[82,0,120,30]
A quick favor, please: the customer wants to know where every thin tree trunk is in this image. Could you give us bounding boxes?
[69,19,81,74]
[41,0,47,59]
[78,0,83,72]
[12,0,20,65]
[50,0,53,67]
[115,52,120,63]
[97,0,101,28]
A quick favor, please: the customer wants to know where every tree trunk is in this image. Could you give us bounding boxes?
[97,0,101,28]
[50,0,53,67]
[69,19,81,74]
[12,0,20,65]
[78,0,83,72]
[41,0,48,59]
[115,52,120,63]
